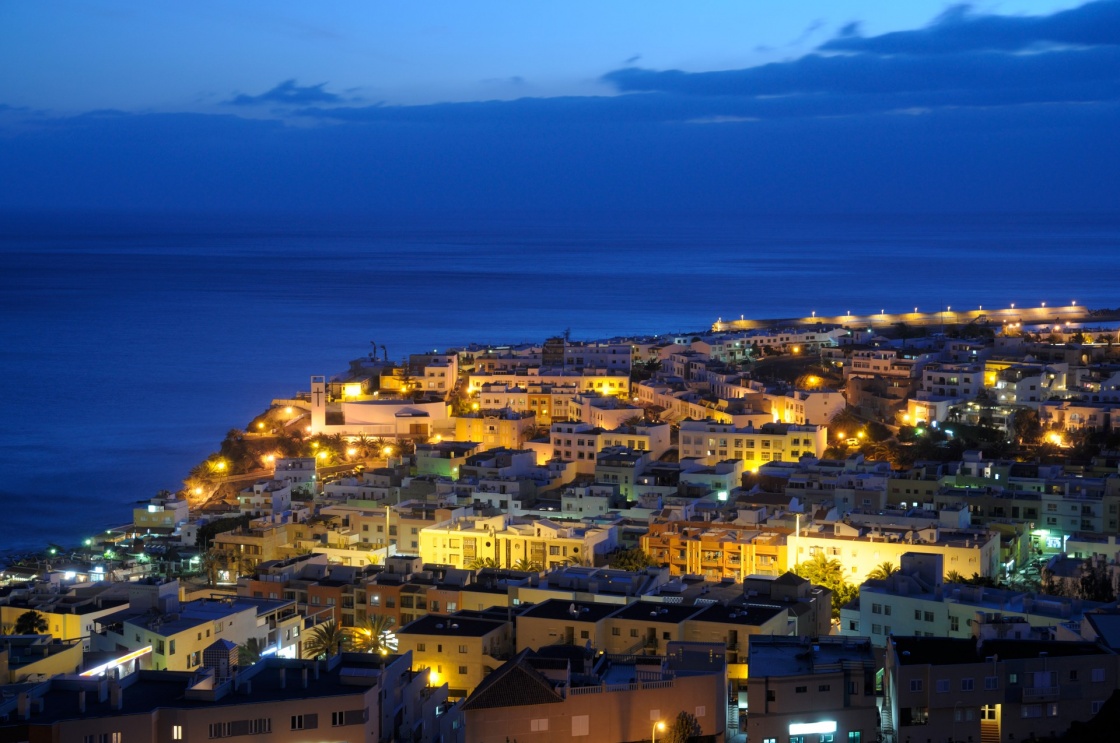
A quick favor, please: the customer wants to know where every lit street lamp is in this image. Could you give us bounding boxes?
[652,720,666,743]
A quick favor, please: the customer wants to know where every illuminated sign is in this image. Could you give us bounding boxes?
[80,646,152,677]
[789,722,837,735]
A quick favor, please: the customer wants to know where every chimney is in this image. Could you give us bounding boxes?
[78,690,86,714]
[279,668,287,689]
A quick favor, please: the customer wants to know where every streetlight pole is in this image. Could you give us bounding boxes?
[652,720,665,743]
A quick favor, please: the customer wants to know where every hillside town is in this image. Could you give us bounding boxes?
[5,305,1120,742]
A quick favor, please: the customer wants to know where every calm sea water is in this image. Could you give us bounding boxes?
[2,211,1119,553]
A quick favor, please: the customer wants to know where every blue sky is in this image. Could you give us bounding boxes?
[1,0,1117,215]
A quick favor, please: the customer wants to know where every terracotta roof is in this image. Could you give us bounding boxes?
[460,650,565,711]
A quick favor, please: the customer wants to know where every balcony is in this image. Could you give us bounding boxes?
[1023,686,1060,701]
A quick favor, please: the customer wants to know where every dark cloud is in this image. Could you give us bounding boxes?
[614,45,1118,95]
[226,79,347,106]
[822,0,1120,55]
[598,1,1120,120]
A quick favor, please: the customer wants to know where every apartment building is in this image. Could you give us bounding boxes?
[419,513,617,571]
[91,580,304,670]
[396,613,514,700]
[0,652,451,743]
[793,519,1000,580]
[467,369,629,398]
[745,635,879,743]
[474,381,582,425]
[840,553,1113,647]
[455,408,538,451]
[642,519,790,580]
[131,493,189,535]
[884,634,1119,743]
[678,420,828,469]
[461,643,728,743]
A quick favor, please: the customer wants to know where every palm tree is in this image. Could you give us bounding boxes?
[512,558,542,572]
[303,620,346,660]
[467,556,499,570]
[13,610,48,635]
[348,615,397,654]
[866,561,898,581]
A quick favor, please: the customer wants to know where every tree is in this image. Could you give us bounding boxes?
[349,614,397,654]
[467,556,499,570]
[608,547,655,572]
[866,561,898,581]
[794,552,844,589]
[14,610,49,635]
[665,711,702,743]
[1079,561,1116,603]
[512,558,542,572]
[304,620,346,659]
[238,637,266,666]
[793,555,852,621]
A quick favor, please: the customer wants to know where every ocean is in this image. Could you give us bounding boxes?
[2,210,1119,554]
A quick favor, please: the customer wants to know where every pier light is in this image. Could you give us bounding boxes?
[1011,303,1015,309]
[1072,300,1076,306]
[914,307,917,313]
[811,311,816,318]
[1041,301,1046,307]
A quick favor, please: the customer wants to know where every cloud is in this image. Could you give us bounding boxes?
[597,0,1120,120]
[226,79,348,106]
[821,0,1120,55]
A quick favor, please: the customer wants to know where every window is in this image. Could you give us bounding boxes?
[914,609,921,620]
[1093,668,1106,683]
[818,684,830,692]
[612,627,620,636]
[872,604,882,614]
[790,737,804,743]
[630,629,638,638]
[884,605,891,616]
[332,712,344,727]
[936,679,950,693]
[531,719,549,732]
[1021,705,1042,719]
[961,678,974,691]
[924,611,934,622]
[458,645,468,654]
[209,723,231,738]
[910,679,923,692]
[796,686,808,693]
[291,716,306,730]
[848,733,861,743]
[985,676,998,690]
[872,624,882,635]
[572,715,590,737]
[172,726,183,741]
[1092,700,1105,714]
[417,643,426,652]
[458,665,468,674]
[950,616,959,632]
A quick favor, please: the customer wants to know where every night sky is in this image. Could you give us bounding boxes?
[1,0,1118,215]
